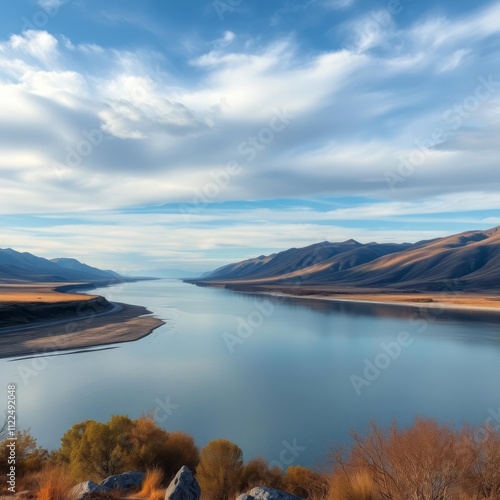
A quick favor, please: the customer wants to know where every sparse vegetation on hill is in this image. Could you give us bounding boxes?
[193,226,500,292]
[1,415,499,499]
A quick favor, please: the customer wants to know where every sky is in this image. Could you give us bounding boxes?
[0,0,500,273]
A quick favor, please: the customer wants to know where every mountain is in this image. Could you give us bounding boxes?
[51,258,123,280]
[127,268,202,279]
[0,249,123,283]
[205,240,413,281]
[197,226,500,292]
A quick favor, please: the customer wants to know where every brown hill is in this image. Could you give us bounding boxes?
[196,226,500,292]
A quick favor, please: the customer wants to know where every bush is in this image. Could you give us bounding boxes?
[196,439,244,500]
[57,415,199,484]
[328,418,500,499]
[240,457,283,490]
[0,430,47,481]
[284,465,329,499]
[136,468,164,500]
[58,415,135,481]
[35,466,76,500]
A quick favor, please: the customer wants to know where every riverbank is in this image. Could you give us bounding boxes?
[185,280,500,312]
[0,282,164,359]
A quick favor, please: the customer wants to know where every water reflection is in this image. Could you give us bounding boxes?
[0,279,499,467]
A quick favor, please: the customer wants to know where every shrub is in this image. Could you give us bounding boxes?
[136,468,164,500]
[330,418,472,499]
[0,430,47,480]
[284,465,329,499]
[239,457,284,490]
[35,466,75,500]
[196,439,244,500]
[58,416,135,481]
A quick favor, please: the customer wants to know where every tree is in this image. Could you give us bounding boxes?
[196,439,244,500]
[58,416,135,480]
[128,416,199,482]
[330,418,469,500]
[283,465,328,499]
[0,430,47,478]
[57,414,199,484]
[240,457,283,490]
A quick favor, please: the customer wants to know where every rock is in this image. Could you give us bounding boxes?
[71,480,109,499]
[236,487,304,500]
[164,466,201,500]
[99,471,144,493]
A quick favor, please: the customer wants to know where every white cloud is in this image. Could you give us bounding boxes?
[7,30,58,64]
[37,0,65,11]
[326,0,355,10]
[0,1,499,219]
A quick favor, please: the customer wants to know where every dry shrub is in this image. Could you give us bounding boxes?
[329,470,380,500]
[239,457,284,491]
[136,468,164,499]
[35,465,76,500]
[459,425,500,499]
[283,465,329,499]
[329,418,500,500]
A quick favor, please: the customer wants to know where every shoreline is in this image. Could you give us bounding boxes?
[0,281,165,359]
[185,280,500,314]
[264,291,500,313]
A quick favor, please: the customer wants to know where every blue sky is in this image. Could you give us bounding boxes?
[0,0,500,272]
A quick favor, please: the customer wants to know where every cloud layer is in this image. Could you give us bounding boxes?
[0,1,499,268]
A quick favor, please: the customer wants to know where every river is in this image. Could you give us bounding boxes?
[1,279,499,468]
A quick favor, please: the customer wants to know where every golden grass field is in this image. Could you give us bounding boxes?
[0,283,164,359]
[315,292,500,311]
[0,283,95,303]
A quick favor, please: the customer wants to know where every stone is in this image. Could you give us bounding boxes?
[71,480,108,499]
[99,471,144,493]
[236,487,304,500]
[164,466,201,500]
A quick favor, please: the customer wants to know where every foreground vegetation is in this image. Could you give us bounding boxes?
[1,415,499,499]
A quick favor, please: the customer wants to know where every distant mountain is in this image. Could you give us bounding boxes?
[205,240,413,281]
[0,249,123,283]
[197,226,500,292]
[127,268,202,279]
[51,258,123,280]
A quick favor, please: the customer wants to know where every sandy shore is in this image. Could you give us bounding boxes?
[0,283,97,302]
[188,281,500,313]
[0,283,164,359]
[267,291,500,312]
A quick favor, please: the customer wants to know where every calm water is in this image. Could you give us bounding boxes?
[1,279,500,467]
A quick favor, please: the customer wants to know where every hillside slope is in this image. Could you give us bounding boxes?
[198,226,500,291]
[0,248,122,283]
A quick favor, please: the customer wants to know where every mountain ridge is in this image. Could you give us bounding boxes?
[195,226,500,292]
[0,248,123,284]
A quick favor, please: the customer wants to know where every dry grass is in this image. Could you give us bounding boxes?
[329,470,380,500]
[318,292,500,311]
[0,284,95,303]
[35,466,76,500]
[134,468,165,500]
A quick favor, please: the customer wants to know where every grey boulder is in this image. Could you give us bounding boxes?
[164,466,201,499]
[99,471,144,493]
[236,487,304,500]
[71,480,108,499]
